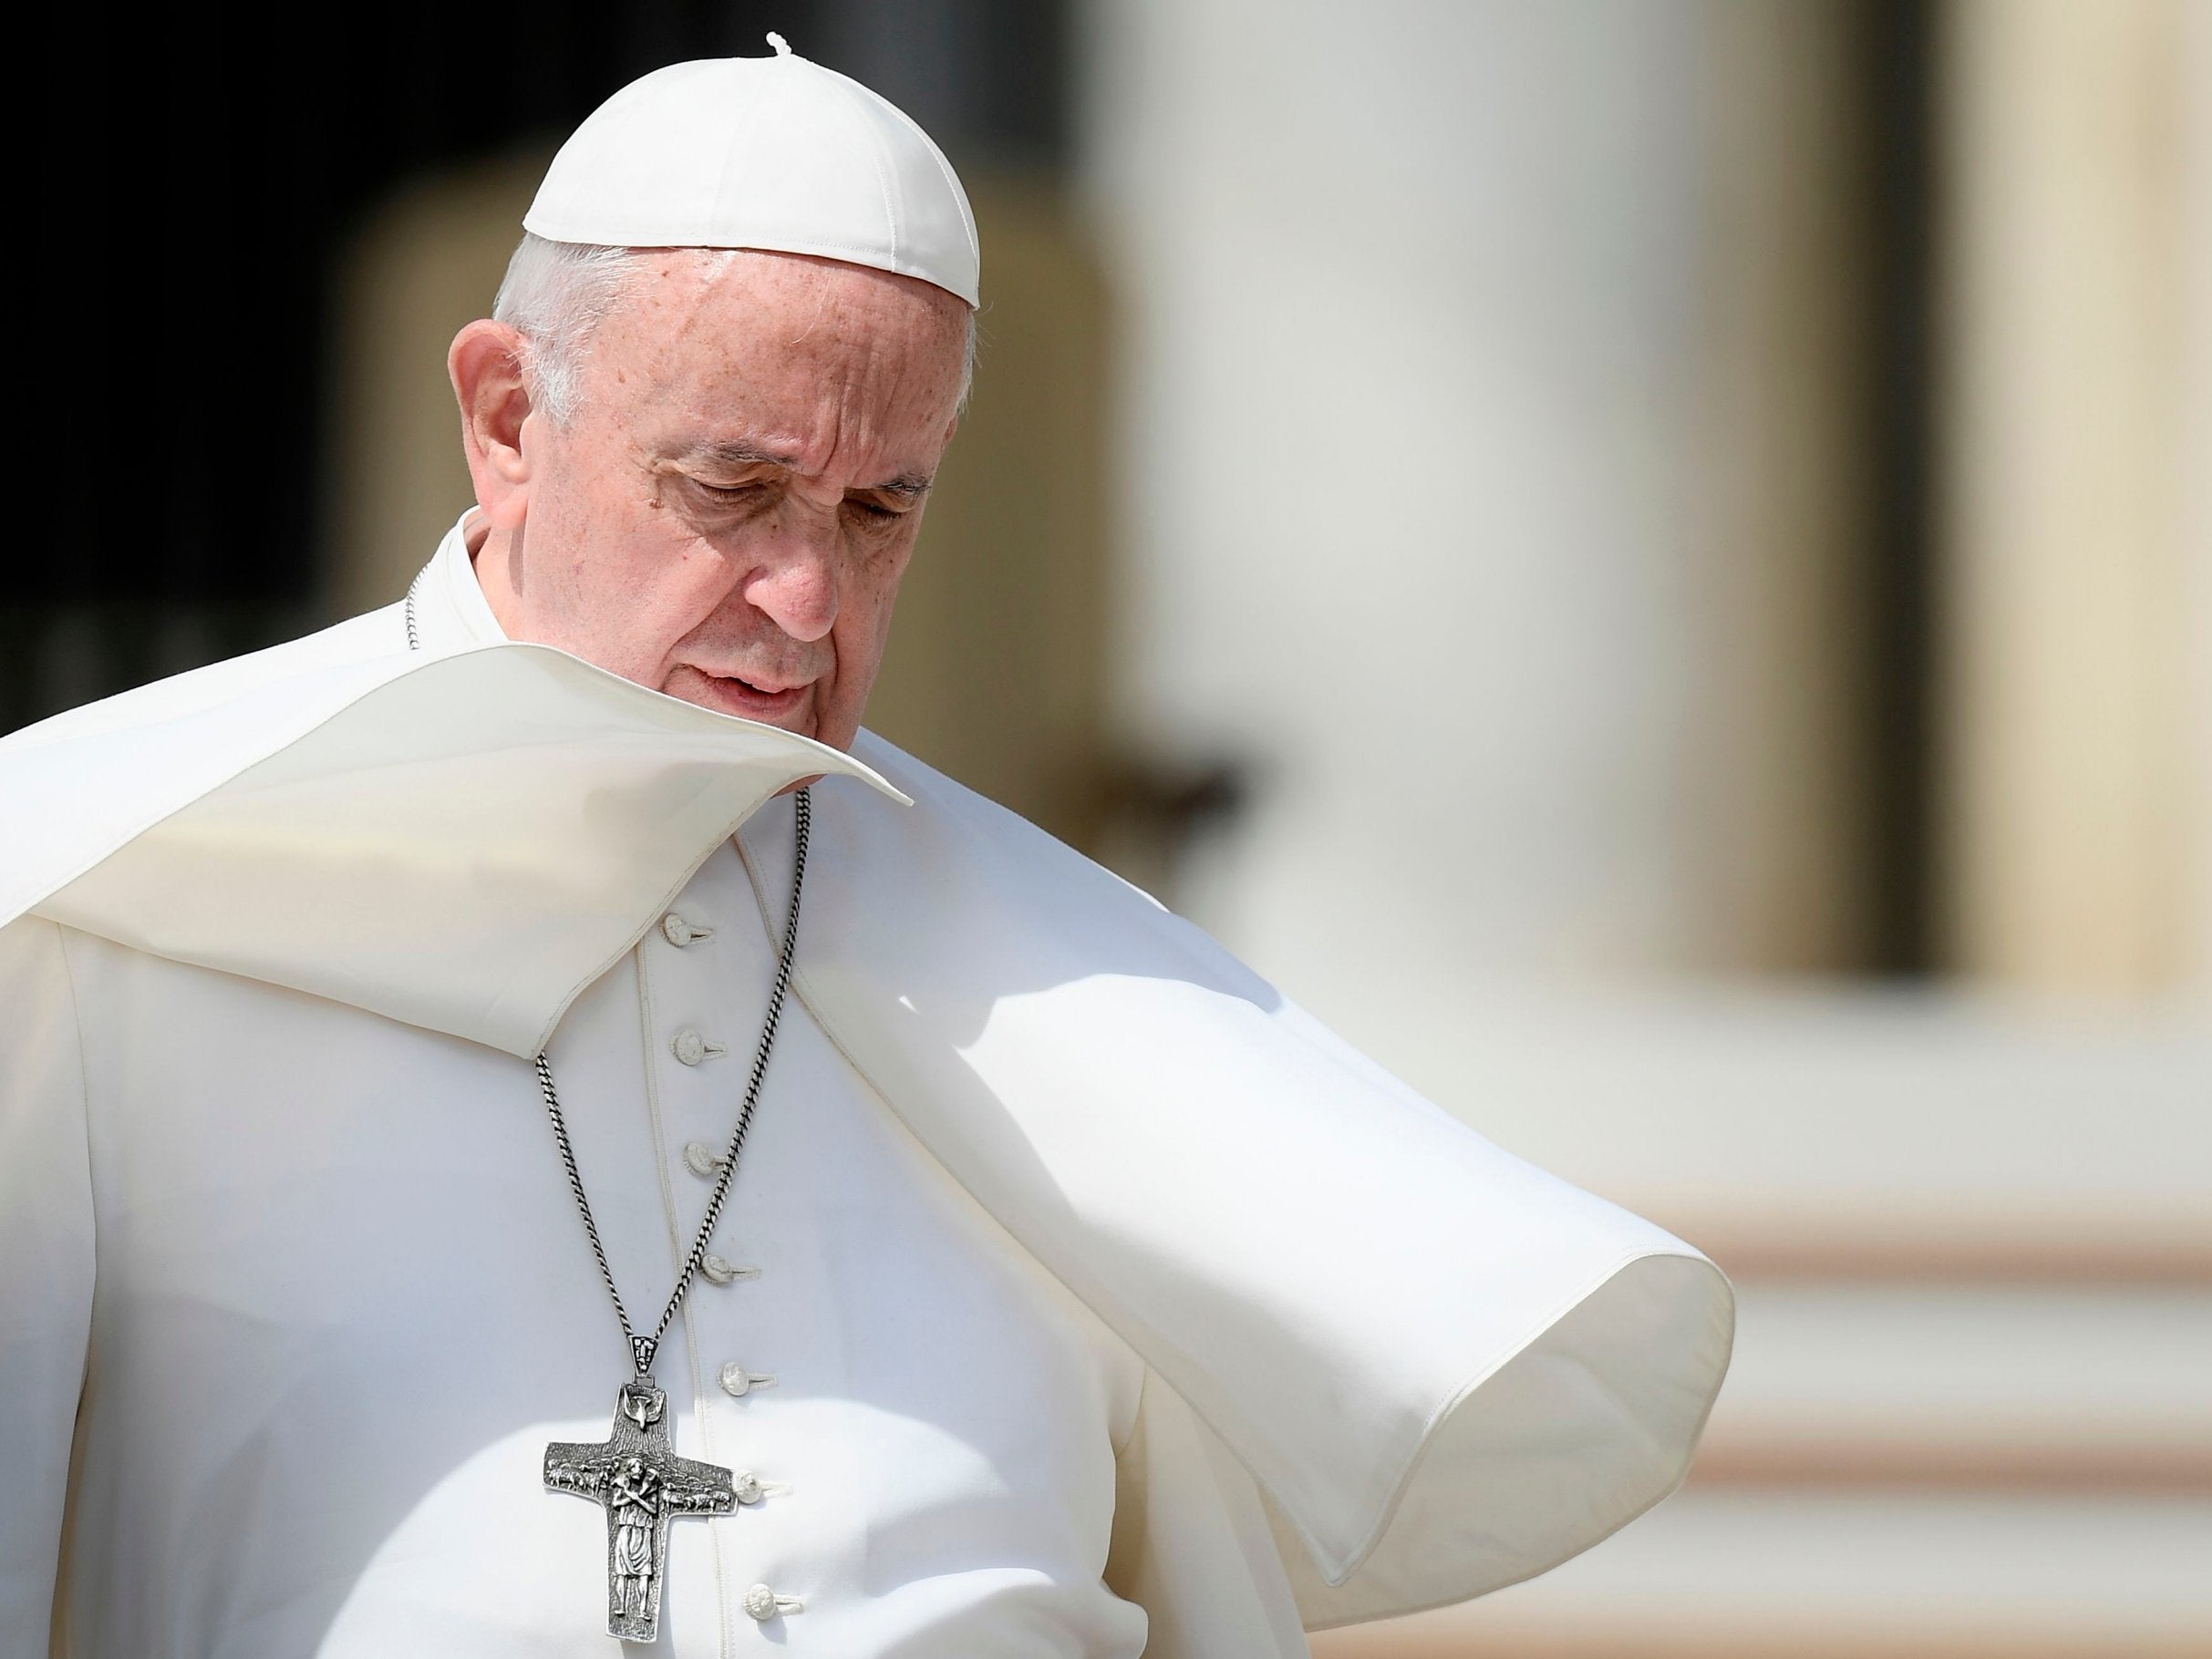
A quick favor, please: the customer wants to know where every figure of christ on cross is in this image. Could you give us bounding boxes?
[544,1380,738,1642]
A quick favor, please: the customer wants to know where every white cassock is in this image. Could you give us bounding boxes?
[0,518,1734,1656]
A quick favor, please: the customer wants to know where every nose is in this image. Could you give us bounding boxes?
[740,520,840,644]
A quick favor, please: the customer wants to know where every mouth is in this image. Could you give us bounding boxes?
[666,665,813,726]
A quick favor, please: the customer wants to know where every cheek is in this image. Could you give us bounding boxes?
[561,514,732,676]
[853,538,916,630]
[827,541,914,675]
[636,540,749,648]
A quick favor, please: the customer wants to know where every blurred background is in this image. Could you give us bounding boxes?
[16,1,2209,1653]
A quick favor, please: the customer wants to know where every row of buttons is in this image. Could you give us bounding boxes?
[663,910,800,1623]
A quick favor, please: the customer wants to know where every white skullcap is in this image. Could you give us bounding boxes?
[523,34,980,307]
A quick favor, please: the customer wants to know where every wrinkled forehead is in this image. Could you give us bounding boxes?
[580,247,969,471]
[611,247,967,382]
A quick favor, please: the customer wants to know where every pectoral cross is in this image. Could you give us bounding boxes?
[545,1378,737,1642]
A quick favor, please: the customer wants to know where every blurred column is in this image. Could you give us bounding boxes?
[1078,0,1885,998]
[1082,0,1706,990]
[1685,0,1883,974]
[1937,0,2211,999]
[2192,0,2212,1003]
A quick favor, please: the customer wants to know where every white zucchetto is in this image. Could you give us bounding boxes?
[523,33,981,306]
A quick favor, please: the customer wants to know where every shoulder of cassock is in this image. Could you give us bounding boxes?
[0,598,1733,1632]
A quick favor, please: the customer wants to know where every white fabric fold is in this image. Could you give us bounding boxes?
[739,733,1733,1620]
[0,603,1731,1627]
[8,634,900,1060]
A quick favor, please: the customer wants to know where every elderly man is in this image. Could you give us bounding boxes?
[0,41,1731,1659]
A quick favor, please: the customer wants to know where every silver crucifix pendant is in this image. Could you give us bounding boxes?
[544,1378,737,1642]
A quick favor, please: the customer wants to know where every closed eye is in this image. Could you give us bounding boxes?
[693,479,765,501]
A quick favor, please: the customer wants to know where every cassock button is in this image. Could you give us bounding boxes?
[672,1028,726,1066]
[661,913,712,947]
[718,1360,778,1397]
[683,1140,726,1178]
[732,1470,764,1504]
[701,1254,759,1285]
[744,1584,802,1622]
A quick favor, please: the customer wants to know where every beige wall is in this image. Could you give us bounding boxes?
[323,151,549,622]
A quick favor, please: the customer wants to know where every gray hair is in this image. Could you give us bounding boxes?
[491,232,977,427]
[491,235,644,426]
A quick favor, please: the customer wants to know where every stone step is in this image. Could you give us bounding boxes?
[1310,1491,2212,1658]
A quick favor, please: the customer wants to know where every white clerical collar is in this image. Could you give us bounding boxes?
[410,510,511,654]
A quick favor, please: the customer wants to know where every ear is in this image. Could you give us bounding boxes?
[449,320,537,531]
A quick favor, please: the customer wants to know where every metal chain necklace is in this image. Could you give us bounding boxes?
[406,567,808,1642]
[536,787,808,1383]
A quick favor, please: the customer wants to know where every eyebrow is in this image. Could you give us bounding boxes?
[677,440,933,500]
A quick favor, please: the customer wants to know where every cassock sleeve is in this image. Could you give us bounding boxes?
[1105,1367,1313,1658]
[0,917,95,1653]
